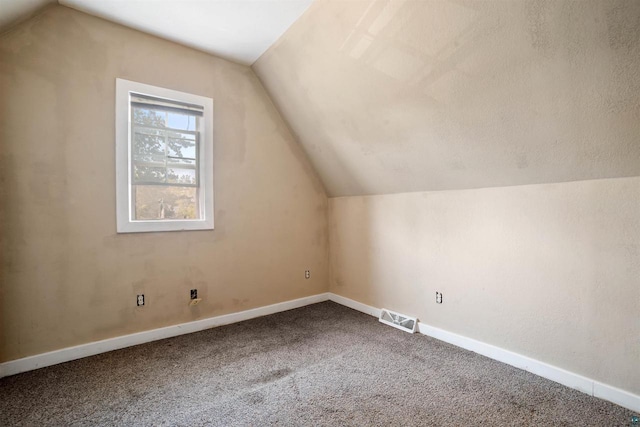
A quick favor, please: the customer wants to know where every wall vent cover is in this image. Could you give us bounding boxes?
[379,309,417,333]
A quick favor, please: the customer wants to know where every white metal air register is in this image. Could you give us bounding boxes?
[379,309,417,333]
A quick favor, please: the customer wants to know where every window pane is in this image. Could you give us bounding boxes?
[133,153,165,165]
[167,132,196,159]
[167,138,196,159]
[133,107,166,127]
[133,132,165,161]
[167,168,197,185]
[133,165,166,183]
[167,112,197,131]
[133,185,199,220]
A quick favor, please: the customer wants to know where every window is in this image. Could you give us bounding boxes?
[116,79,214,233]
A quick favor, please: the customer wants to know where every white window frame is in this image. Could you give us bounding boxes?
[115,78,214,233]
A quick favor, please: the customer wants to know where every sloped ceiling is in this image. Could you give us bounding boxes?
[58,0,314,64]
[2,0,639,197]
[254,0,640,197]
[1,1,314,65]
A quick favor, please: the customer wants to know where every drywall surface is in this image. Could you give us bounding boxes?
[329,177,640,395]
[0,5,328,362]
[0,0,54,34]
[254,0,640,196]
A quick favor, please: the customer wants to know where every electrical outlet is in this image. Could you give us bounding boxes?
[435,292,443,304]
[305,270,311,279]
[137,294,145,306]
[190,289,198,300]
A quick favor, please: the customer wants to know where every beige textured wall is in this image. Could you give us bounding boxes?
[255,0,640,196]
[329,177,640,395]
[0,5,328,362]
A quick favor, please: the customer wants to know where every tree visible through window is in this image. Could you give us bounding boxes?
[130,95,201,220]
[116,79,214,233]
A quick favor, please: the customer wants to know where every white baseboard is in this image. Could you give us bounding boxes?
[0,293,330,378]
[416,322,596,392]
[327,293,640,414]
[2,291,638,414]
[594,381,640,415]
[328,293,381,317]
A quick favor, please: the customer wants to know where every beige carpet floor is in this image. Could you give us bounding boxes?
[0,301,635,426]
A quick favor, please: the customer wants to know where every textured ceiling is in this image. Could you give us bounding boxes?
[254,0,640,197]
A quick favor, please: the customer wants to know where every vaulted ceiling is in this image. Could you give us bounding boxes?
[2,0,639,197]
[0,0,314,64]
[254,0,640,196]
